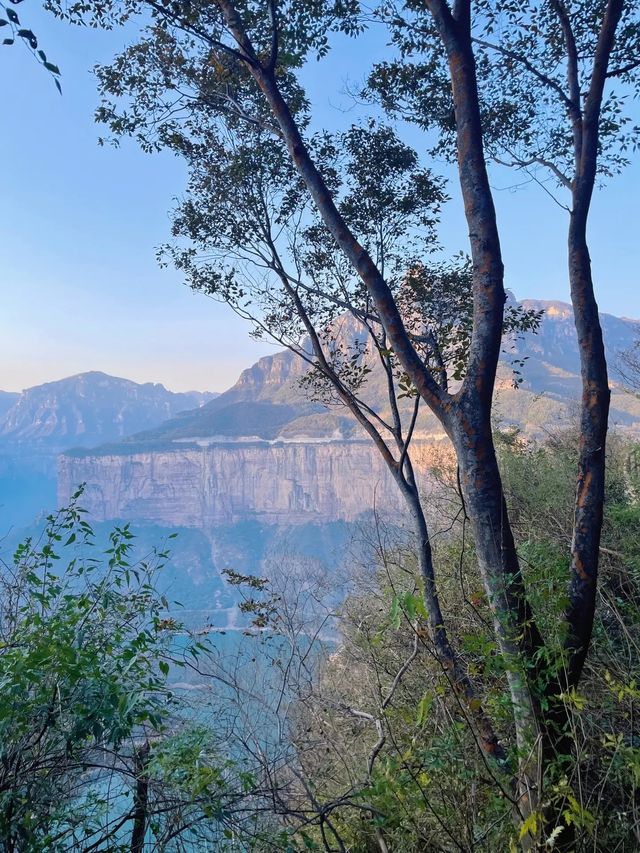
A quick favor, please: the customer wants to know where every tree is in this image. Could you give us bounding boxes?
[195,432,640,850]
[0,492,270,850]
[47,0,640,845]
[369,0,640,745]
[156,114,541,767]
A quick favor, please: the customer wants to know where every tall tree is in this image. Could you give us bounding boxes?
[159,117,539,768]
[50,0,640,844]
[372,0,640,697]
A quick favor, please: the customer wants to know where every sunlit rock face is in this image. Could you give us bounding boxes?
[58,441,447,527]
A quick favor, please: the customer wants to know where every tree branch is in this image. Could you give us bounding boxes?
[215,0,447,418]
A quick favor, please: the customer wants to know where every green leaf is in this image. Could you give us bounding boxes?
[389,595,401,630]
[17,28,36,48]
[404,591,417,621]
[416,692,434,726]
[519,811,540,841]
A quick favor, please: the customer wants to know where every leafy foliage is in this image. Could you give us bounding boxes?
[369,0,640,189]
[1,0,61,91]
[250,432,640,851]
[0,491,268,850]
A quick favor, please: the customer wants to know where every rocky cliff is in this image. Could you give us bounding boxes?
[56,299,640,530]
[58,440,446,527]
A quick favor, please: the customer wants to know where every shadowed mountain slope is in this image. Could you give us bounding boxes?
[0,372,216,450]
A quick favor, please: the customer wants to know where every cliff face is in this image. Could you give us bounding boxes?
[54,300,640,531]
[58,441,443,527]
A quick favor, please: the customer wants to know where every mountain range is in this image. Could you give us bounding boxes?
[61,300,640,457]
[3,301,638,464]
[0,372,216,529]
[2,299,639,628]
[51,300,640,529]
[0,371,216,450]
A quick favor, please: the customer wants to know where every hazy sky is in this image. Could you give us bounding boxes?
[1,7,638,393]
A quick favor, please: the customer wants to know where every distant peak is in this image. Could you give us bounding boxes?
[518,298,639,324]
[519,299,573,319]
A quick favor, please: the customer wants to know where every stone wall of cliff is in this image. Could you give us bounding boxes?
[58,441,447,527]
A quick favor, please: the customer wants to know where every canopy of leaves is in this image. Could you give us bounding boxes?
[368,0,640,189]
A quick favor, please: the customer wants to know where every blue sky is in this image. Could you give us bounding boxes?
[1,6,638,393]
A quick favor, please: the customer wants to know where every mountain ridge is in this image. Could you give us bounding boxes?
[52,299,640,530]
[0,371,217,450]
[68,299,640,455]
[7,299,639,457]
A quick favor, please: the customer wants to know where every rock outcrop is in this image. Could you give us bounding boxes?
[58,440,447,527]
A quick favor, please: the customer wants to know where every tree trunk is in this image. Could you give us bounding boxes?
[451,407,544,832]
[131,741,150,853]
[538,210,611,853]
[396,469,510,766]
[563,213,610,689]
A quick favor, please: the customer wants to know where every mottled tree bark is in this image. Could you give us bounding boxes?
[218,0,538,812]
[130,741,150,853]
[396,468,510,765]
[560,0,620,692]
[423,2,546,822]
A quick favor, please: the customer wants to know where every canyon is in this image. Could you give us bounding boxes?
[0,298,637,626]
[0,298,638,537]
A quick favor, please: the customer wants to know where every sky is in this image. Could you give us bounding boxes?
[1,6,638,394]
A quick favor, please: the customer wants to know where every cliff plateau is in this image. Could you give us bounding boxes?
[57,299,640,529]
[58,441,445,527]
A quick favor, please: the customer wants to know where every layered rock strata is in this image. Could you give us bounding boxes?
[58,441,446,527]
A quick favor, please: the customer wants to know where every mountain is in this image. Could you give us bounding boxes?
[0,392,19,422]
[517,300,638,378]
[59,440,447,527]
[12,301,632,462]
[0,373,217,528]
[47,301,640,628]
[89,300,640,454]
[495,300,640,433]
[0,372,216,450]
[56,300,640,533]
[508,299,639,397]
